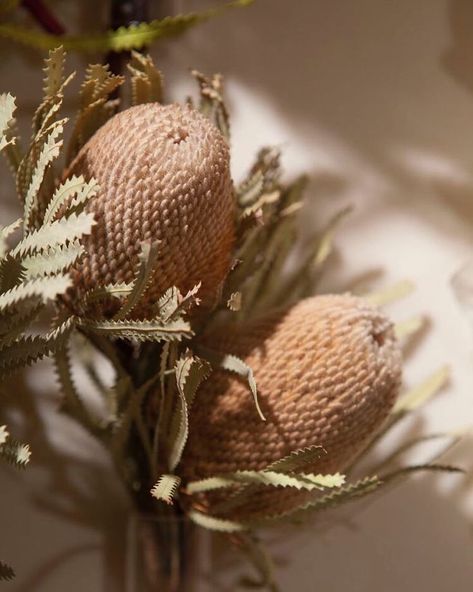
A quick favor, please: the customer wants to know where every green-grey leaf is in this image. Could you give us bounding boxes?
[0,274,71,310]
[168,354,211,470]
[84,317,193,343]
[113,241,159,320]
[188,510,246,533]
[11,212,96,258]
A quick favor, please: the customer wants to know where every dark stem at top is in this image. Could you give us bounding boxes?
[21,0,66,35]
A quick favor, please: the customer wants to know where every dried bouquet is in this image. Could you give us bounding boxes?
[0,48,462,590]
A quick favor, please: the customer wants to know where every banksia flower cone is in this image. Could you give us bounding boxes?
[180,294,402,519]
[64,103,235,316]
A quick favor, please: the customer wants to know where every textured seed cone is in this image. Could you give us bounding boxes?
[64,103,235,316]
[180,294,402,520]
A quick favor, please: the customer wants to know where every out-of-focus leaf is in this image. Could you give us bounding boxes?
[0,1,254,52]
[393,366,449,415]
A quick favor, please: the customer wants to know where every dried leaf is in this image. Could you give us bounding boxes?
[43,175,99,224]
[0,274,71,309]
[200,348,265,421]
[83,317,193,343]
[150,474,181,504]
[128,52,163,105]
[0,92,16,153]
[168,354,211,470]
[0,561,15,581]
[22,242,84,278]
[11,212,96,258]
[393,366,449,415]
[365,280,415,307]
[265,445,325,473]
[186,470,344,494]
[113,241,159,320]
[188,510,246,532]
[394,316,426,340]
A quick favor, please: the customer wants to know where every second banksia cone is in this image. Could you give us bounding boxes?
[180,294,402,518]
[64,102,235,316]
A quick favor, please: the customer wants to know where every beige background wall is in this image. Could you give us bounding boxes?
[1,1,472,590]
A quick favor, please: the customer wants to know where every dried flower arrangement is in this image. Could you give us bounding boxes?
[0,47,462,589]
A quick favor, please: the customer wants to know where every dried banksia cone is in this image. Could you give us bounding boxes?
[180,294,402,519]
[64,103,235,316]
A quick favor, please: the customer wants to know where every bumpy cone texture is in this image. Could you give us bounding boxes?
[64,103,235,316]
[180,294,402,519]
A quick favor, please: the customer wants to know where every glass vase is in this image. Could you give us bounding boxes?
[126,513,208,592]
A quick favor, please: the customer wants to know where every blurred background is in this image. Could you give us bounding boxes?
[0,1,472,590]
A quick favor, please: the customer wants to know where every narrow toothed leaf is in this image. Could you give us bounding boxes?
[0,316,74,377]
[0,561,15,581]
[23,120,64,231]
[0,438,31,468]
[0,425,9,446]
[0,274,71,309]
[168,354,211,470]
[83,317,193,343]
[128,52,163,105]
[43,175,99,224]
[0,92,16,153]
[11,212,96,258]
[265,445,325,473]
[186,470,344,494]
[150,474,181,504]
[199,347,264,421]
[188,510,246,533]
[0,218,21,259]
[22,242,84,278]
[113,241,159,320]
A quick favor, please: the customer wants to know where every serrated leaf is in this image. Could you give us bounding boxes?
[393,367,449,415]
[22,242,84,279]
[11,212,95,258]
[83,317,192,343]
[200,348,265,421]
[43,46,66,98]
[0,1,254,52]
[227,291,242,311]
[188,510,246,532]
[54,337,103,436]
[265,445,325,473]
[0,316,74,377]
[192,70,230,140]
[0,425,9,446]
[254,476,382,526]
[0,561,15,581]
[150,474,181,504]
[0,274,71,310]
[186,470,344,494]
[128,51,163,105]
[67,65,123,162]
[43,175,99,224]
[113,241,159,320]
[0,218,21,258]
[0,438,30,468]
[83,282,133,305]
[168,354,211,470]
[0,301,42,348]
[0,92,16,153]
